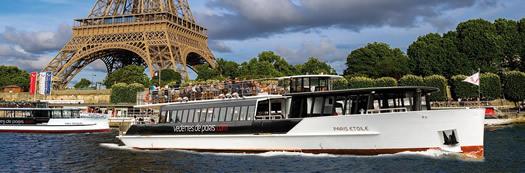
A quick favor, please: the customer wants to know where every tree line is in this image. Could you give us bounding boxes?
[345,18,525,79]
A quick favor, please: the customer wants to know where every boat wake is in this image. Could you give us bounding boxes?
[198,149,480,161]
[99,143,134,150]
[99,143,481,161]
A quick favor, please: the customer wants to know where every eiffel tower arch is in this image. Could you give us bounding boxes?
[43,0,216,89]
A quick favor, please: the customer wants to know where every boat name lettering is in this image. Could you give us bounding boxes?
[333,126,368,131]
[0,119,25,124]
[174,124,216,133]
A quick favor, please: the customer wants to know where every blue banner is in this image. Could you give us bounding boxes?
[45,72,52,95]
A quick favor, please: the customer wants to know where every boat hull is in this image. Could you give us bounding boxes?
[0,117,111,134]
[119,109,485,158]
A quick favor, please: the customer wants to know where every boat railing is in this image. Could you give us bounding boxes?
[366,108,408,114]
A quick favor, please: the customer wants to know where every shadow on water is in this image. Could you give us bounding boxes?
[1,126,525,172]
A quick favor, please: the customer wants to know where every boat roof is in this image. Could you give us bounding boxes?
[134,94,289,108]
[0,108,81,111]
[277,75,343,80]
[285,86,439,97]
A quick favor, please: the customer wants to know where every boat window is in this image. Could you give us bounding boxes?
[226,107,234,121]
[240,106,248,121]
[206,108,214,122]
[63,110,72,118]
[303,78,310,92]
[170,110,177,122]
[160,111,167,123]
[194,109,201,122]
[189,109,197,123]
[52,110,62,118]
[175,110,183,123]
[219,107,227,122]
[181,109,189,122]
[247,106,255,120]
[256,100,269,117]
[213,107,221,122]
[200,108,208,122]
[233,107,240,121]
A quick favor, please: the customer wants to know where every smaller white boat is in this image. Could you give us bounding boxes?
[0,108,110,133]
[484,107,512,126]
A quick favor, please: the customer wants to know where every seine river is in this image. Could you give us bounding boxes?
[1,125,524,173]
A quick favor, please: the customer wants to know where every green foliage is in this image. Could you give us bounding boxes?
[332,78,349,90]
[74,78,92,89]
[296,57,336,75]
[0,66,30,90]
[346,76,375,89]
[239,58,283,79]
[374,77,397,87]
[408,33,472,78]
[495,19,521,70]
[503,71,525,103]
[110,83,144,104]
[152,69,181,86]
[424,75,448,101]
[456,19,503,73]
[480,73,501,100]
[257,51,297,76]
[217,58,240,79]
[398,75,424,86]
[451,75,479,100]
[194,64,222,81]
[345,42,410,79]
[104,65,149,88]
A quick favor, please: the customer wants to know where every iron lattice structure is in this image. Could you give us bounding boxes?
[43,0,216,89]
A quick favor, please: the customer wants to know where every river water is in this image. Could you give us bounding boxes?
[1,125,524,173]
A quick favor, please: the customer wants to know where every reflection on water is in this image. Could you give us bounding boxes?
[1,126,525,172]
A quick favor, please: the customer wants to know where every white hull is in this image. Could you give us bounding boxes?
[119,109,485,158]
[0,116,111,133]
[485,118,513,126]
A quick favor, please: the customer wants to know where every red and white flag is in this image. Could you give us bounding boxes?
[29,72,37,96]
[463,72,480,86]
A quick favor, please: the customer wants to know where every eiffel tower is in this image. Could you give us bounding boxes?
[43,0,216,89]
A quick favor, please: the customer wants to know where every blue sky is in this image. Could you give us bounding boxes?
[0,0,524,85]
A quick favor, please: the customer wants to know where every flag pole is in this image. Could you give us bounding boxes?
[478,68,481,108]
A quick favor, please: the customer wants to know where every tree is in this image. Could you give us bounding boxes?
[110,83,144,104]
[74,78,92,89]
[456,19,503,73]
[480,73,501,100]
[495,19,521,70]
[217,58,240,79]
[239,58,282,79]
[374,77,397,87]
[408,33,472,78]
[398,75,424,86]
[104,65,150,88]
[451,75,479,100]
[195,64,222,81]
[503,71,525,104]
[258,51,297,76]
[346,76,375,89]
[0,66,30,90]
[423,75,449,101]
[345,42,410,79]
[296,57,337,75]
[152,69,182,86]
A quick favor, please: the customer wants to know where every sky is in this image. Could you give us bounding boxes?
[0,0,524,85]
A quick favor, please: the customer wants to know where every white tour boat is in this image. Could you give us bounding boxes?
[0,108,110,133]
[118,75,485,159]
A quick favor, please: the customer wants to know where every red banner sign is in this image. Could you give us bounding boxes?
[29,72,37,96]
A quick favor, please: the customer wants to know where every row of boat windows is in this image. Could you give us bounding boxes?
[163,106,257,123]
[0,110,81,119]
